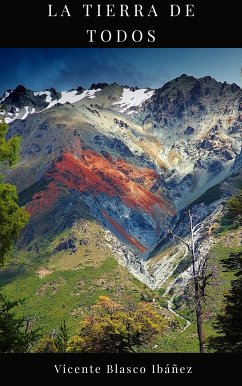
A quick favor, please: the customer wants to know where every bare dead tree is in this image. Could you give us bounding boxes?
[165,209,212,353]
[188,210,204,353]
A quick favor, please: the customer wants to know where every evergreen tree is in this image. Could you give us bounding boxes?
[0,118,29,264]
[0,290,41,353]
[209,251,242,352]
[0,119,20,167]
[226,193,242,225]
[55,321,69,353]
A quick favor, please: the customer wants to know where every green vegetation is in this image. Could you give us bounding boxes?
[0,289,41,352]
[67,296,166,353]
[158,323,199,353]
[209,251,242,352]
[207,193,242,352]
[172,256,191,277]
[226,193,242,225]
[0,119,29,264]
[192,183,222,206]
[0,119,20,167]
[0,184,29,264]
[18,179,49,207]
[217,187,242,233]
[1,257,116,335]
[36,321,70,353]
[0,238,160,338]
[55,320,69,353]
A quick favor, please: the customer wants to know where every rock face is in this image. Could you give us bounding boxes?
[1,85,49,111]
[54,238,77,254]
[1,75,242,262]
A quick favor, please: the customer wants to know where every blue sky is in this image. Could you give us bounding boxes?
[0,48,241,94]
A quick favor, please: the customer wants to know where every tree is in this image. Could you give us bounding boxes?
[55,320,69,353]
[226,193,242,225]
[166,210,212,353]
[0,118,29,264]
[209,251,242,352]
[0,119,20,167]
[0,290,41,353]
[67,296,166,353]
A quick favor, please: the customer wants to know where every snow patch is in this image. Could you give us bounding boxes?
[0,90,13,103]
[21,106,36,120]
[5,117,15,124]
[113,88,154,113]
[1,88,101,123]
[46,88,101,109]
[21,107,29,120]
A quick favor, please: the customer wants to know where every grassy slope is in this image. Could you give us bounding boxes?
[0,219,159,339]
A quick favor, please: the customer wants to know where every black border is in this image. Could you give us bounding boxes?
[0,0,241,47]
[1,353,242,384]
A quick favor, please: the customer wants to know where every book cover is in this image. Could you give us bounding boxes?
[0,1,241,383]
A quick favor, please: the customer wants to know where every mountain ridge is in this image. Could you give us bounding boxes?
[1,74,242,264]
[2,74,240,122]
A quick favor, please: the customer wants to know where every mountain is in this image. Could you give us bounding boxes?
[0,75,242,345]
